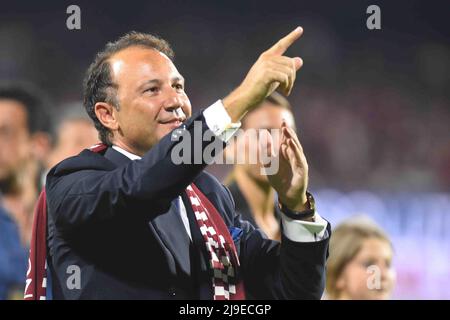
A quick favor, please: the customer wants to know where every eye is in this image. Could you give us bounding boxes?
[363,259,377,268]
[173,83,184,90]
[144,86,160,94]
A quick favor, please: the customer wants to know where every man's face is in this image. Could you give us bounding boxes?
[108,46,192,155]
[0,99,30,182]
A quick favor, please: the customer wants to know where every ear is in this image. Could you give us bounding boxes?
[94,102,119,132]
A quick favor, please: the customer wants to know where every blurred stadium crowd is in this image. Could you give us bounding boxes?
[0,0,448,299]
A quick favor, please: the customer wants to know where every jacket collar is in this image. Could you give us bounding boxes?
[104,146,133,167]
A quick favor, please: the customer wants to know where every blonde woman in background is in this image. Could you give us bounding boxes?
[326,217,396,300]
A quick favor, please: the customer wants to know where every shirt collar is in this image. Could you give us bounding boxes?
[112,145,142,160]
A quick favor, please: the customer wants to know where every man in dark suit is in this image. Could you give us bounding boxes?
[45,28,331,299]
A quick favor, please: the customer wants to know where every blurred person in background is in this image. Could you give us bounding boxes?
[225,92,297,241]
[45,102,98,173]
[0,84,51,299]
[325,217,396,300]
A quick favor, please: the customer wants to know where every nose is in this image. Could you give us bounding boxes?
[162,90,183,113]
[162,90,186,121]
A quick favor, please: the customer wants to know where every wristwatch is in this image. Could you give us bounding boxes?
[279,191,316,221]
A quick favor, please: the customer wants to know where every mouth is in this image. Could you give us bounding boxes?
[159,119,184,128]
[159,108,187,129]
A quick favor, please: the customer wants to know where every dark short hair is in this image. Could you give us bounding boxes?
[0,83,51,134]
[83,31,174,145]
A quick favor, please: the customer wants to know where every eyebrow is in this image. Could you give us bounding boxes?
[137,76,185,91]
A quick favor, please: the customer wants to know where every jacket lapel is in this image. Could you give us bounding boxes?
[104,147,193,276]
[150,198,192,276]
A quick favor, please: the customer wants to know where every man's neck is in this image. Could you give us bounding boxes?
[233,167,275,218]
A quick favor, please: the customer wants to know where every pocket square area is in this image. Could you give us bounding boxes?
[228,226,243,242]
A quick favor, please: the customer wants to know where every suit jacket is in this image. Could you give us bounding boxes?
[46,111,330,300]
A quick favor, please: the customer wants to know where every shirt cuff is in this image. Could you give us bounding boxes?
[203,100,241,142]
[280,210,329,242]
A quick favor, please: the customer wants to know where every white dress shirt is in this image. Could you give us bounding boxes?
[113,100,328,242]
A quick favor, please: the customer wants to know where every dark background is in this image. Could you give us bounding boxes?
[1,0,449,192]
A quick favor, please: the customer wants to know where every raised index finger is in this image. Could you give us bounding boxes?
[265,27,303,56]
